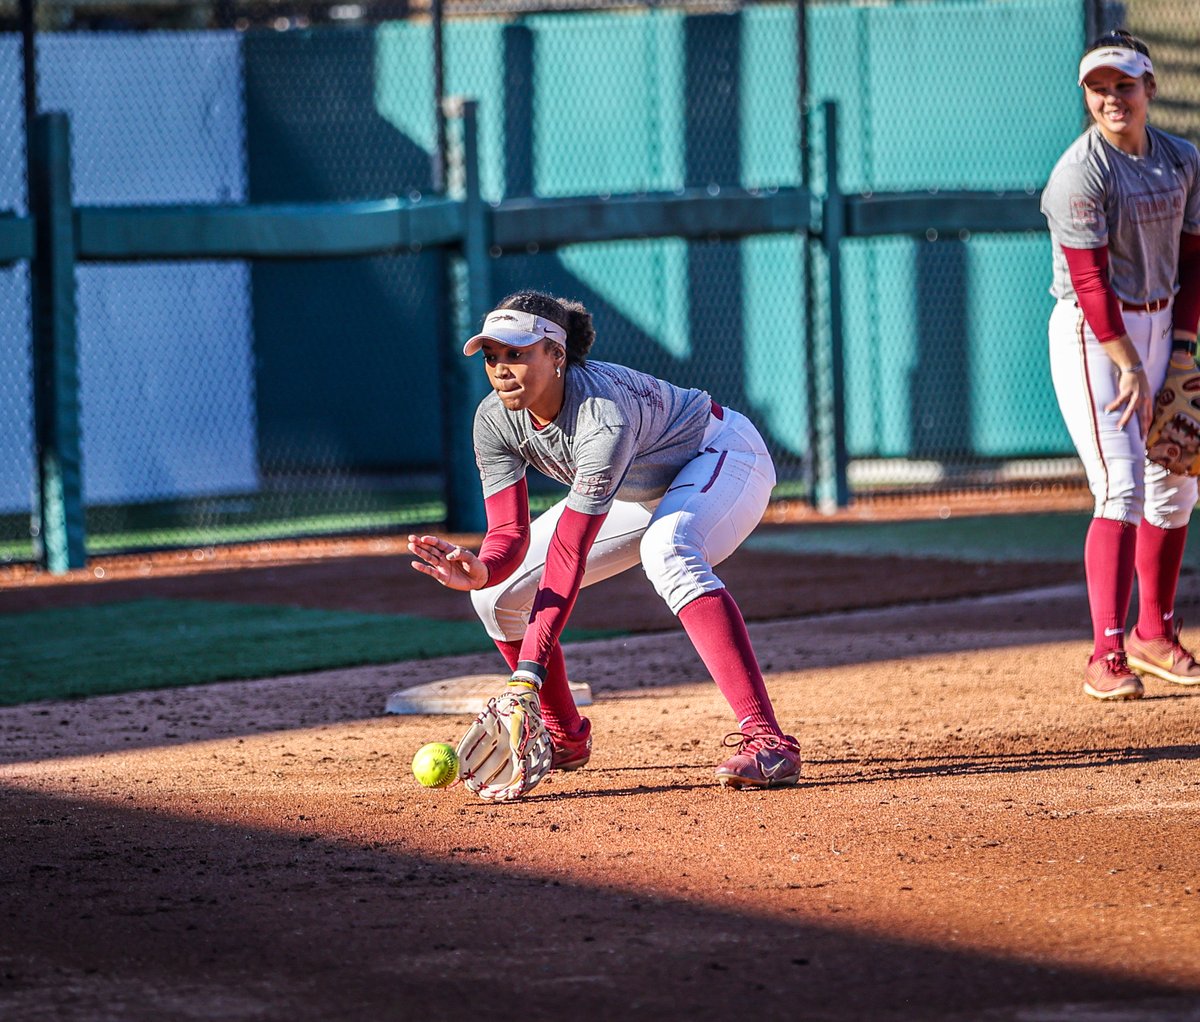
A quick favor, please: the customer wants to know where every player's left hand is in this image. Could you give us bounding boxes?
[1146,355,1200,475]
[456,678,554,801]
[407,534,489,591]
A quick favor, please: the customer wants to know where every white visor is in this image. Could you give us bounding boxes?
[1078,46,1153,85]
[463,309,568,356]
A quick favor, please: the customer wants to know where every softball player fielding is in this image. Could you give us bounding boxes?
[408,290,800,788]
[1041,29,1200,699]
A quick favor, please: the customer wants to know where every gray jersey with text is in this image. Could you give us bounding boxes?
[473,360,713,515]
[1041,125,1200,305]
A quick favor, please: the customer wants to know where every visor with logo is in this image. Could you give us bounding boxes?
[463,310,568,356]
[1078,46,1153,85]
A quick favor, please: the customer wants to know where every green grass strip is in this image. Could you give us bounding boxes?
[745,512,1093,564]
[0,599,621,707]
[83,507,445,554]
[1,493,574,562]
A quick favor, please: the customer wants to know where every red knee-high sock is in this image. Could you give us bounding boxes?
[1084,518,1138,658]
[493,639,583,737]
[1135,521,1188,640]
[677,589,782,736]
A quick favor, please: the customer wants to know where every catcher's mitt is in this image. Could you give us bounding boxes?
[1147,358,1200,476]
[456,681,553,802]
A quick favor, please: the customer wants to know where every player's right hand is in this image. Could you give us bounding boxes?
[1106,367,1152,439]
[407,534,489,591]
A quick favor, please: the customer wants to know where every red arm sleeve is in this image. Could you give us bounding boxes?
[516,506,606,670]
[476,479,530,587]
[1062,244,1126,342]
[1174,231,1200,336]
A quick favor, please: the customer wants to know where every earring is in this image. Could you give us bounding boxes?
[555,366,561,378]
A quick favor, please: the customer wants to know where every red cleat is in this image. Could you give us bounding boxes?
[550,717,592,771]
[1126,622,1200,686]
[1083,650,1144,700]
[715,731,801,789]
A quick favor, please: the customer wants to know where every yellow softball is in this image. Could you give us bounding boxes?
[411,742,459,788]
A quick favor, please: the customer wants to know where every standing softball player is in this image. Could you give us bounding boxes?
[1041,30,1200,699]
[408,289,799,793]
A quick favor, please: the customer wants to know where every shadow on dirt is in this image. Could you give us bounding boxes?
[803,743,1200,786]
[522,742,1200,799]
[2,785,1194,1022]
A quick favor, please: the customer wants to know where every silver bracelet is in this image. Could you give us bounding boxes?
[1121,361,1144,375]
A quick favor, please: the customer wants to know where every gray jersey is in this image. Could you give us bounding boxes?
[473,360,713,515]
[1041,125,1200,305]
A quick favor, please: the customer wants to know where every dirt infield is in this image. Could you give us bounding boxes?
[3,532,1200,1020]
[0,524,1084,626]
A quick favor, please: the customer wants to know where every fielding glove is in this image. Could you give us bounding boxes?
[1147,356,1200,475]
[456,675,553,802]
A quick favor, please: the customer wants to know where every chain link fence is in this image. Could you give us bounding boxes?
[0,32,32,562]
[1,0,1198,563]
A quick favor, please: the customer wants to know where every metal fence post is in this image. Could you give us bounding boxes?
[1083,0,1105,48]
[819,100,849,512]
[30,111,86,572]
[430,0,447,193]
[797,0,819,507]
[442,97,491,534]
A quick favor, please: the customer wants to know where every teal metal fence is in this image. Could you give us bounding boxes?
[2,0,1197,570]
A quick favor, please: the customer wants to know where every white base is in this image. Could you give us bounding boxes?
[385,674,594,715]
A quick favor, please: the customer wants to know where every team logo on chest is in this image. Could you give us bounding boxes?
[1130,188,1183,225]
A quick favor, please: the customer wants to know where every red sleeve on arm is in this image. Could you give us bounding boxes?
[1173,231,1200,335]
[1062,244,1127,342]
[476,479,530,587]
[517,506,606,669]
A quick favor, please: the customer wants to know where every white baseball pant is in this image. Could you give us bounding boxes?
[470,405,777,642]
[1048,297,1197,528]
